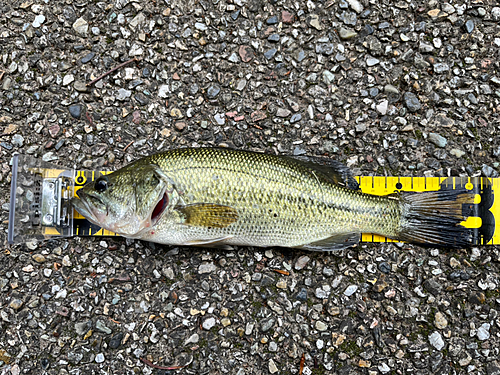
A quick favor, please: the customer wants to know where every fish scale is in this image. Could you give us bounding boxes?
[140,148,401,247]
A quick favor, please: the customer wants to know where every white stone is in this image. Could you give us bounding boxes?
[376,100,388,115]
[378,363,390,373]
[269,359,278,374]
[184,333,199,345]
[316,339,324,349]
[73,17,88,36]
[32,15,45,28]
[158,84,170,98]
[129,43,143,56]
[346,0,363,13]
[315,321,328,331]
[429,331,445,350]
[214,113,225,125]
[366,57,380,66]
[63,74,74,86]
[202,317,216,330]
[344,285,358,296]
[477,323,490,341]
[95,353,105,363]
[198,262,216,274]
[129,12,145,29]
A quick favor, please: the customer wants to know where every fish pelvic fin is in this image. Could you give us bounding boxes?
[397,189,475,248]
[178,203,239,228]
[297,232,360,252]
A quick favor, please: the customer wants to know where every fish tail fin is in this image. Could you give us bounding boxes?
[396,189,475,248]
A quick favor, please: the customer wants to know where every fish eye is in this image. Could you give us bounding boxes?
[94,177,108,193]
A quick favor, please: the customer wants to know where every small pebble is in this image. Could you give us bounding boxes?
[429,331,445,350]
[344,285,358,296]
[203,317,216,330]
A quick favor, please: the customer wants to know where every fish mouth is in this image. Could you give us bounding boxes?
[71,190,103,227]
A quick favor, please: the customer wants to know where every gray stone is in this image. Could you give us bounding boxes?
[69,104,83,119]
[384,84,399,94]
[419,42,434,53]
[214,113,225,125]
[109,332,123,349]
[482,164,498,178]
[465,20,474,33]
[68,352,83,364]
[268,34,280,42]
[339,27,357,39]
[323,70,335,84]
[81,52,95,64]
[184,333,199,345]
[96,320,112,334]
[260,318,275,332]
[295,288,308,301]
[428,133,447,148]
[403,92,421,112]
[346,0,363,13]
[207,84,221,99]
[315,321,328,331]
[74,81,87,92]
[316,43,335,55]
[339,11,357,26]
[376,100,388,115]
[75,321,91,335]
[264,48,277,60]
[434,63,450,74]
[290,113,302,123]
[116,88,132,101]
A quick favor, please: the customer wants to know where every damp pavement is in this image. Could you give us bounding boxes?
[1,0,500,374]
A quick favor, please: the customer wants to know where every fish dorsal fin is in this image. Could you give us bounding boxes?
[177,203,239,228]
[297,232,360,252]
[285,155,360,190]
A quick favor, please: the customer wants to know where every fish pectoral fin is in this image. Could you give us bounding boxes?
[177,203,239,228]
[286,155,360,190]
[297,232,360,252]
[183,236,234,249]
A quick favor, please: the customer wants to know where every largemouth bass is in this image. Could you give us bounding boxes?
[72,148,474,250]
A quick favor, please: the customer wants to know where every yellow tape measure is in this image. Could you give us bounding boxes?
[64,172,500,246]
[356,176,496,245]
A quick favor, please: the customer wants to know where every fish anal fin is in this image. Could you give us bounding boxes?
[178,203,238,228]
[286,155,360,190]
[183,236,234,249]
[297,232,360,252]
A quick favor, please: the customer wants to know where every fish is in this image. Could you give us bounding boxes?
[71,147,474,251]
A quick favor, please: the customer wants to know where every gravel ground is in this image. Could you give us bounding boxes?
[1,0,500,374]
